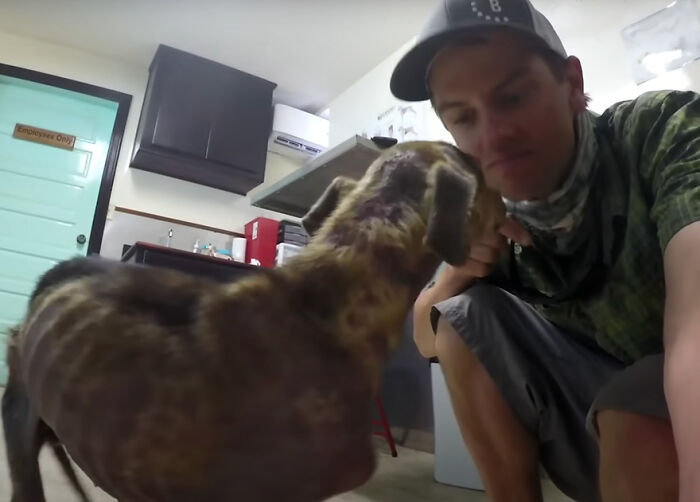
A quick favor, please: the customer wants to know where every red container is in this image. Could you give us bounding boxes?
[244,217,280,268]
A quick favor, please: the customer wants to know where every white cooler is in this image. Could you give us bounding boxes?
[275,243,303,266]
[431,361,485,490]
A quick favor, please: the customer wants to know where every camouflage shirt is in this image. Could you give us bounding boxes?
[488,90,700,364]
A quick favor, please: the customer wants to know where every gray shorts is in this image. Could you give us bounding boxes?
[431,284,668,502]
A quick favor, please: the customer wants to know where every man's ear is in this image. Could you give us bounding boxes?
[301,176,358,237]
[566,56,587,112]
[424,165,477,265]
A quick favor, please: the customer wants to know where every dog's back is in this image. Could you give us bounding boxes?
[30,256,129,305]
[3,256,122,502]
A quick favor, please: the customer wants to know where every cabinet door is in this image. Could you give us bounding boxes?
[149,56,217,159]
[206,73,274,177]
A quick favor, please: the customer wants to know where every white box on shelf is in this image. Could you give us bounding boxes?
[275,242,304,266]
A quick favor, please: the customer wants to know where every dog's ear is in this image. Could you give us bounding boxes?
[424,164,478,265]
[301,176,358,237]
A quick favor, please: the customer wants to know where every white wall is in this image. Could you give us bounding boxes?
[327,0,700,143]
[328,39,412,147]
[540,0,700,113]
[0,29,302,234]
[327,38,453,154]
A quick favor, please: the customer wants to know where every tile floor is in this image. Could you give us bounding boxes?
[0,433,573,502]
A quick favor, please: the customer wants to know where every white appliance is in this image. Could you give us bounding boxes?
[268,104,329,159]
[431,362,485,491]
[230,237,247,263]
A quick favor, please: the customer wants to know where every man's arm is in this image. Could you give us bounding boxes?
[663,221,700,502]
[616,90,700,502]
[412,219,531,358]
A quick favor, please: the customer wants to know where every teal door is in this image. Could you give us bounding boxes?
[0,74,120,383]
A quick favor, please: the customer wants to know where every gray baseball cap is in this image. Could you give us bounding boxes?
[391,0,567,102]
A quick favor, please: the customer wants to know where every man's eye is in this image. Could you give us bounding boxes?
[501,94,522,106]
[499,89,530,108]
[453,111,476,126]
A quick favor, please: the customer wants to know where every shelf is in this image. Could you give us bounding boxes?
[250,135,382,217]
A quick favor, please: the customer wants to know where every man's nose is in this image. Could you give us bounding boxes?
[480,113,518,150]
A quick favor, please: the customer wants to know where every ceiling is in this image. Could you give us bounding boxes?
[0,0,439,112]
[0,0,670,113]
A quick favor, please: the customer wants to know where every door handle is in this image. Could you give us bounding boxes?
[76,234,87,245]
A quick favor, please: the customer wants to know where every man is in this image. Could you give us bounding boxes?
[390,1,700,501]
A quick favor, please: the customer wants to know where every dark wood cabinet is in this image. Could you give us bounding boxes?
[148,56,217,158]
[131,45,277,194]
[205,69,273,176]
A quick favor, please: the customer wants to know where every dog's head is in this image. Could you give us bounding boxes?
[301,176,359,237]
[302,141,505,266]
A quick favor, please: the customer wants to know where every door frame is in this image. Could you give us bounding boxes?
[0,62,131,255]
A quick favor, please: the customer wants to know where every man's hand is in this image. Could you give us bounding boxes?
[457,217,533,278]
[412,217,531,359]
[663,220,700,502]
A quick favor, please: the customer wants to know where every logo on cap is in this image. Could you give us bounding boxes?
[470,0,510,22]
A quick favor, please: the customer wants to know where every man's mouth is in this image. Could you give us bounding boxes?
[485,152,534,172]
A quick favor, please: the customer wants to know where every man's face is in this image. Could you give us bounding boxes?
[429,31,585,201]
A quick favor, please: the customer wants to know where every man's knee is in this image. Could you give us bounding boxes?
[598,409,678,491]
[434,285,514,382]
[597,409,676,456]
[434,316,499,404]
[434,317,461,360]
[434,284,504,352]
[434,317,476,369]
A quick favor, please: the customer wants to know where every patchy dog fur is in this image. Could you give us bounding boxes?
[3,141,504,502]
